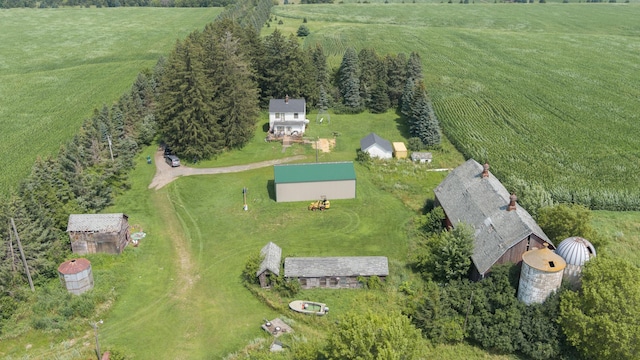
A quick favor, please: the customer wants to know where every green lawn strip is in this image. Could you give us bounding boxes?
[0,8,221,192]
[592,210,640,267]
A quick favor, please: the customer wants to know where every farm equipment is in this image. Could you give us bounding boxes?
[308,198,330,211]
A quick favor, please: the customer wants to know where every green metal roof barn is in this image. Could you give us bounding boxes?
[273,162,356,202]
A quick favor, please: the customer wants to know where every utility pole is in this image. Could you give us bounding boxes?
[7,224,16,273]
[10,218,34,292]
[91,319,103,360]
[107,135,114,162]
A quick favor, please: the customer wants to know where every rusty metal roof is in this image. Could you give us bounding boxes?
[66,213,127,233]
[522,247,566,272]
[58,258,91,274]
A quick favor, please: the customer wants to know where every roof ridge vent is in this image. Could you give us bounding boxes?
[507,193,518,211]
[482,163,490,178]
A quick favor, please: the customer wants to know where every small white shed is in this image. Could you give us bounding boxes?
[360,133,392,159]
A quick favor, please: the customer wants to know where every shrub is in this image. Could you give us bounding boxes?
[297,25,310,37]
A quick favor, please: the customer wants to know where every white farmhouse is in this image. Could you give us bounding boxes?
[268,96,309,137]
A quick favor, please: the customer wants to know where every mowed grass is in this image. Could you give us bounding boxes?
[273,4,640,206]
[0,8,222,192]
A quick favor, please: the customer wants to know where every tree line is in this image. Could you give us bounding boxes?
[1,0,233,9]
[159,19,441,159]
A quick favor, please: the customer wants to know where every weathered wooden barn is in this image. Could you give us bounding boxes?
[284,256,388,289]
[256,242,282,288]
[273,162,356,202]
[67,213,130,255]
[434,159,552,280]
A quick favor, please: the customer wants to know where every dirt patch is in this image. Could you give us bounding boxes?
[311,138,336,153]
[148,151,307,190]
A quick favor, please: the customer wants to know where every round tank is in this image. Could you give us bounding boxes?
[555,236,596,287]
[58,258,94,295]
[518,247,566,305]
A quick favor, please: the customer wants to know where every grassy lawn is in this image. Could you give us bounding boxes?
[0,8,221,192]
[593,210,640,266]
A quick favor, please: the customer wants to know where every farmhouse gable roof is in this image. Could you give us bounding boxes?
[269,98,306,113]
[66,213,128,233]
[360,133,392,154]
[257,242,282,276]
[434,159,550,275]
[284,256,389,278]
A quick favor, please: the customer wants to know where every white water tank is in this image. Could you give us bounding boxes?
[518,247,566,305]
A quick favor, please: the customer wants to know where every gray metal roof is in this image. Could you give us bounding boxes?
[269,98,306,113]
[284,256,389,278]
[411,152,433,161]
[434,159,550,275]
[66,213,127,233]
[360,133,393,154]
[257,242,282,276]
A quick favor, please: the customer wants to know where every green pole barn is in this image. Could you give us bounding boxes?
[273,162,356,202]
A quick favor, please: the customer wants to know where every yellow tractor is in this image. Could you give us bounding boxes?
[308,198,330,211]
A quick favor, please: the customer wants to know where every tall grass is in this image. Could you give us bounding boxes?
[0,8,221,193]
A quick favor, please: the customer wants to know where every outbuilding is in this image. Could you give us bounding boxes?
[434,159,552,280]
[273,162,356,202]
[411,152,433,163]
[284,256,388,289]
[67,213,130,255]
[360,133,393,159]
[58,258,94,295]
[392,142,408,159]
[256,242,282,288]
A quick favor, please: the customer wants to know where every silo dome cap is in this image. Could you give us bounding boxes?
[556,237,596,266]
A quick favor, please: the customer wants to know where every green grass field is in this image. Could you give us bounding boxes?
[0,8,222,193]
[272,4,640,208]
[2,5,640,359]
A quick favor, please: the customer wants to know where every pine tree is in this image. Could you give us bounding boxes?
[407,51,423,82]
[401,77,415,119]
[157,35,218,160]
[385,53,407,107]
[410,81,441,148]
[338,47,361,111]
[369,79,390,114]
[358,48,382,109]
[214,31,259,149]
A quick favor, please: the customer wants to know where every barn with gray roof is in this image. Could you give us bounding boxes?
[434,159,552,280]
[66,213,130,255]
[284,256,388,289]
[256,242,282,288]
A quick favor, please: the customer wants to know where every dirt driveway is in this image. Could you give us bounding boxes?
[148,151,306,190]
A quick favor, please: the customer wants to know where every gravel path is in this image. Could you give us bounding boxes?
[148,150,306,190]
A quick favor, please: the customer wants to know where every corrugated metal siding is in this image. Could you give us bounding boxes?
[275,180,356,202]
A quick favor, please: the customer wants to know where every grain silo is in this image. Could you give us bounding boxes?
[58,258,94,295]
[517,247,566,305]
[555,236,596,288]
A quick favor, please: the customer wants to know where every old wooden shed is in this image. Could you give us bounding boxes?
[67,213,130,255]
[284,256,388,289]
[256,242,282,288]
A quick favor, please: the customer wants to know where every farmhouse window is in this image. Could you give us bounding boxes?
[293,113,299,119]
[275,112,282,119]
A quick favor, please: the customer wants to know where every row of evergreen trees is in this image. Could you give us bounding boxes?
[0,68,161,332]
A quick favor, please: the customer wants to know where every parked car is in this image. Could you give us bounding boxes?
[165,154,180,167]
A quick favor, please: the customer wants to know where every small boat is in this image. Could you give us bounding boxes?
[289,300,329,316]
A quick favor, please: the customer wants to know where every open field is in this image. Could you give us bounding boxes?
[273,4,640,209]
[0,8,222,192]
[2,4,640,359]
